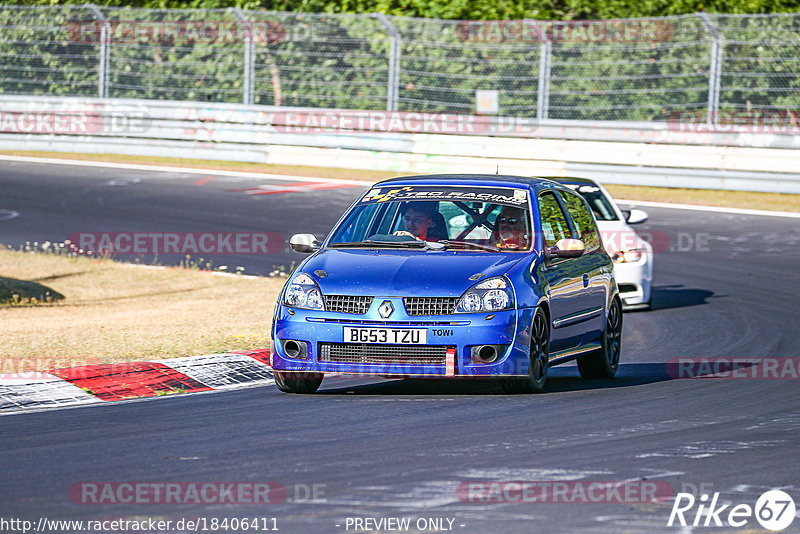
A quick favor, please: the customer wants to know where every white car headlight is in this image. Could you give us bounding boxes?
[612,249,645,264]
[456,277,514,313]
[483,289,510,310]
[282,272,325,310]
[460,292,483,313]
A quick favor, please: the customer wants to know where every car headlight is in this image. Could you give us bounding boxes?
[282,272,325,310]
[456,277,513,313]
[612,249,645,264]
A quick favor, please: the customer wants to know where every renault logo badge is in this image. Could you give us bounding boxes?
[378,300,394,318]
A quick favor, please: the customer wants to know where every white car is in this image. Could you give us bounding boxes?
[552,177,653,310]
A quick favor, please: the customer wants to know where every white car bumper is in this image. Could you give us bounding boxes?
[613,255,653,308]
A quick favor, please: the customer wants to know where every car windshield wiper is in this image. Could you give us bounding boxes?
[439,240,500,252]
[366,239,429,248]
[329,239,428,248]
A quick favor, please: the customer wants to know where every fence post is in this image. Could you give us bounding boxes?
[84,3,110,98]
[537,40,552,120]
[232,8,255,106]
[698,13,724,125]
[372,13,401,112]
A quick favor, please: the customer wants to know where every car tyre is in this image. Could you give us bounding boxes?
[274,370,324,394]
[578,298,622,379]
[501,308,549,394]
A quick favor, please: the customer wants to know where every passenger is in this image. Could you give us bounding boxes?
[394,201,440,241]
[494,206,529,249]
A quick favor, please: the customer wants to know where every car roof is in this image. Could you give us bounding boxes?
[543,176,600,186]
[375,174,564,191]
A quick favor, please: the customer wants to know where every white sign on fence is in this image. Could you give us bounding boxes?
[476,90,499,115]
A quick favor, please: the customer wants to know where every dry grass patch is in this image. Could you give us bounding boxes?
[0,247,285,369]
[606,184,800,213]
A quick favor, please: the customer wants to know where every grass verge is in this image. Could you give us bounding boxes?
[605,184,799,213]
[2,150,798,213]
[0,246,284,370]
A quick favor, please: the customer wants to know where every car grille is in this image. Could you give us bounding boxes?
[403,297,459,316]
[324,295,373,314]
[319,343,451,365]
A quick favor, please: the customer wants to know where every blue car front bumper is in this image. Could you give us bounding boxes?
[271,299,536,377]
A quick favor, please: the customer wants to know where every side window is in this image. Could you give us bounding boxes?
[537,192,571,246]
[332,203,379,242]
[558,190,601,252]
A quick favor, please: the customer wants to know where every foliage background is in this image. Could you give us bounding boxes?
[1,2,797,121]
[7,0,800,19]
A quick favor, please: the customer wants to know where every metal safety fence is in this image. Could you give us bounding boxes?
[0,6,798,123]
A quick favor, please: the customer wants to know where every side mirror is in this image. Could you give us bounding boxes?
[289,233,320,253]
[625,209,648,225]
[546,238,586,259]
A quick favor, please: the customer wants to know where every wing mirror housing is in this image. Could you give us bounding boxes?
[545,238,586,259]
[624,209,649,225]
[289,233,320,253]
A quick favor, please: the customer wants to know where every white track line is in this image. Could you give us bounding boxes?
[0,154,370,186]
[0,354,274,415]
[2,154,797,218]
[0,373,101,412]
[154,354,274,389]
[0,209,19,222]
[122,263,263,279]
[616,199,800,219]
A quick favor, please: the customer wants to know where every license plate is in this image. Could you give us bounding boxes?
[344,327,427,345]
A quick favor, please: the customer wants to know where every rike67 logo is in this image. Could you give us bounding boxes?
[668,490,796,531]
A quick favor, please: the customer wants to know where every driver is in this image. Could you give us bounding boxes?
[394,201,439,241]
[494,206,529,249]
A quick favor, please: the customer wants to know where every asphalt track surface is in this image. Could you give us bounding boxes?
[2,160,800,533]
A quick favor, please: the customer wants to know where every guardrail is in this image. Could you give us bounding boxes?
[2,95,799,193]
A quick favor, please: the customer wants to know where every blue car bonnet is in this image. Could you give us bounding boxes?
[301,249,526,297]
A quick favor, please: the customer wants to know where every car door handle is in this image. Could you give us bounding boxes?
[583,273,589,287]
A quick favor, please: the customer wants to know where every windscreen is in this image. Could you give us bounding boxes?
[329,185,533,251]
[563,184,619,221]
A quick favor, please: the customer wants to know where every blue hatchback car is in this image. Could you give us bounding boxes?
[271,175,622,393]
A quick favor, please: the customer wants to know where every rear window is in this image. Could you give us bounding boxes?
[558,190,601,252]
[562,184,619,221]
